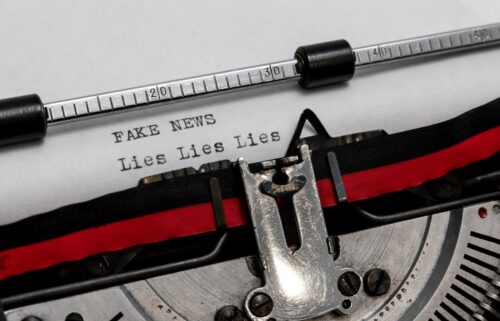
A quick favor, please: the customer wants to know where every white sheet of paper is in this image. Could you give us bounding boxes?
[0,0,499,225]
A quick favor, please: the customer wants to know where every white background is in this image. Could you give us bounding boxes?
[0,0,499,224]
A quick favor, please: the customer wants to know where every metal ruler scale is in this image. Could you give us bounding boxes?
[0,23,499,147]
[44,23,500,125]
[354,23,500,68]
[44,60,300,124]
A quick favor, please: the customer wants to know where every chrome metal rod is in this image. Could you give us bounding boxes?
[43,23,500,127]
[353,23,500,69]
[45,60,300,126]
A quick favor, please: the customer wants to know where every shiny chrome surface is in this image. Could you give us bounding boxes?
[239,145,358,320]
[44,60,299,125]
[44,23,500,126]
[353,23,500,69]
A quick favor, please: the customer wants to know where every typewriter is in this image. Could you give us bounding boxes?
[0,22,499,321]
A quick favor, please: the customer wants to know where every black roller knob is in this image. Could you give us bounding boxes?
[0,94,47,146]
[295,39,355,89]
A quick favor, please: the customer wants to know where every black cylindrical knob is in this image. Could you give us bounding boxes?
[295,39,355,89]
[0,94,47,146]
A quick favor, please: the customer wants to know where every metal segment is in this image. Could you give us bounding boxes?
[353,23,500,69]
[239,145,358,320]
[45,60,300,125]
[45,23,500,126]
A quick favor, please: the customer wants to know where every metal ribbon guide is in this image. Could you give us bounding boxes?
[240,145,359,320]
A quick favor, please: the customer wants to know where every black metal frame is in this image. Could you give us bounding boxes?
[2,175,230,311]
[3,233,228,310]
[351,191,500,224]
[0,298,6,321]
